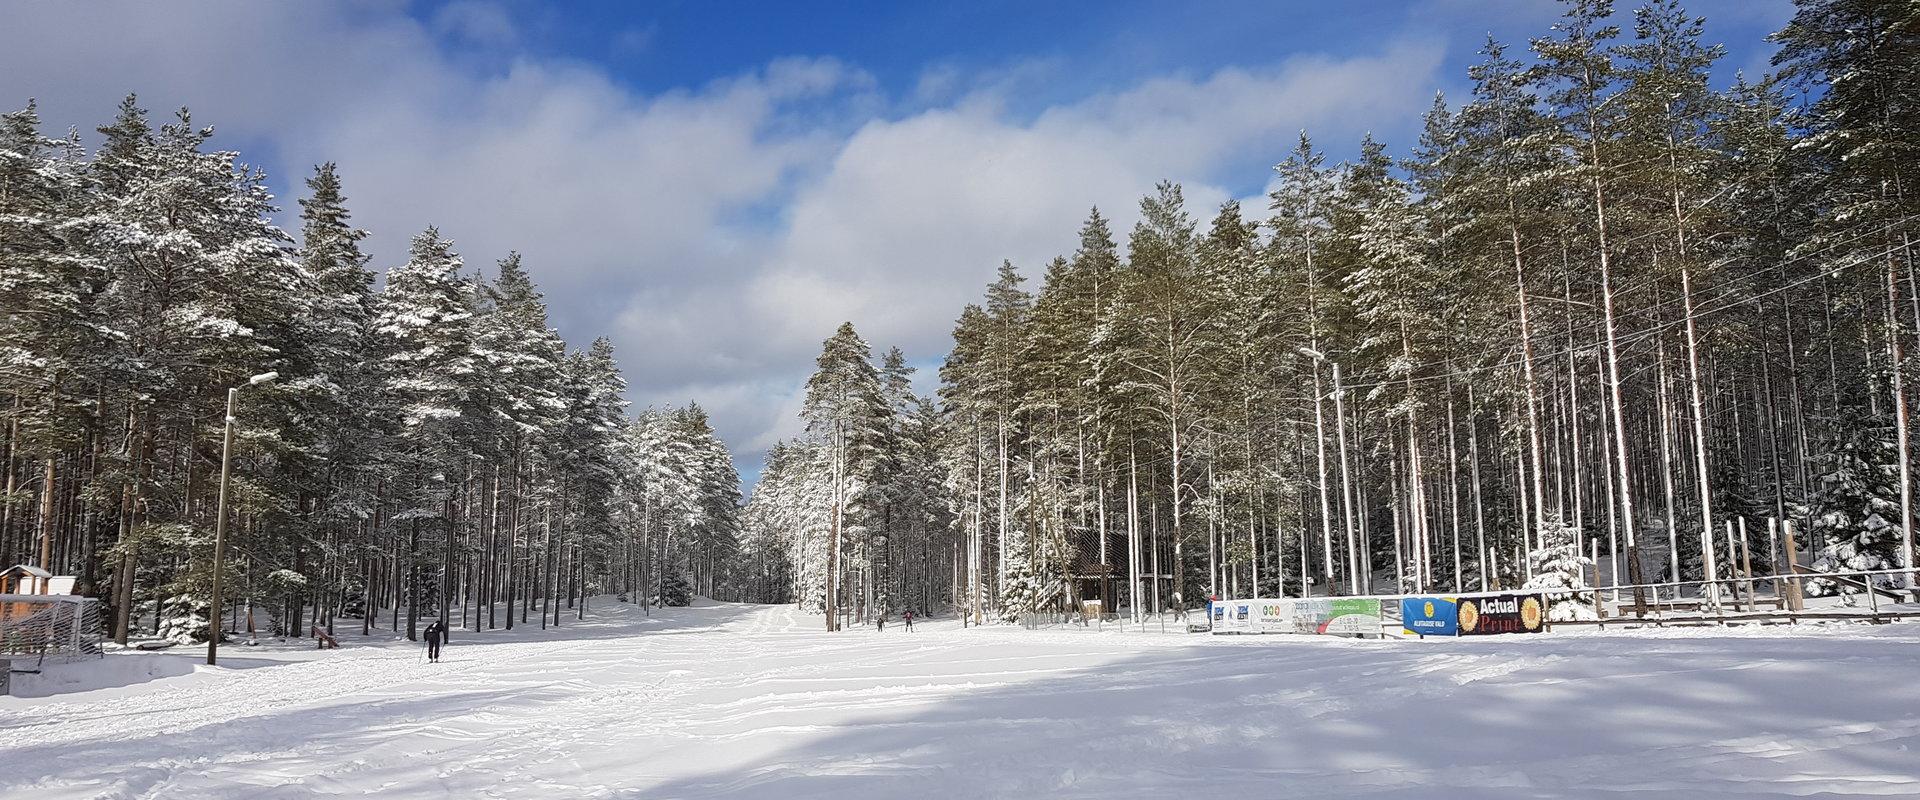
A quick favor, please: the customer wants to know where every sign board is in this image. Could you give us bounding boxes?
[1210,598,1380,636]
[1287,598,1381,636]
[1319,598,1382,635]
[1457,593,1547,635]
[1401,596,1459,636]
[1209,599,1296,634]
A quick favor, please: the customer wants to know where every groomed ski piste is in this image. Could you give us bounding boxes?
[4,601,1919,799]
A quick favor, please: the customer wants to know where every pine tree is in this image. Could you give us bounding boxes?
[0,101,94,564]
[1524,514,1597,621]
[980,261,1032,612]
[1115,181,1207,614]
[801,322,887,630]
[658,570,693,607]
[940,305,994,623]
[1775,0,1920,588]
[372,226,474,639]
[290,162,380,634]
[1800,408,1906,595]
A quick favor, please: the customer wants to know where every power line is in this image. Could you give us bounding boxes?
[1335,235,1913,395]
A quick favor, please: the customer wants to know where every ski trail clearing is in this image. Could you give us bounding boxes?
[3,601,1917,798]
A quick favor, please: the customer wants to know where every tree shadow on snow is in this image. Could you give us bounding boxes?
[336,596,768,651]
[628,629,1920,800]
[0,687,530,795]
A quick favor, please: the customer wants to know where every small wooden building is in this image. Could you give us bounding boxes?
[0,564,53,596]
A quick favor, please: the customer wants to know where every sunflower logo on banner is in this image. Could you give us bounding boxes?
[1520,596,1545,632]
[1457,593,1548,635]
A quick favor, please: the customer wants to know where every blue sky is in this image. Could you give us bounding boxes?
[1,0,1794,487]
[400,0,1790,175]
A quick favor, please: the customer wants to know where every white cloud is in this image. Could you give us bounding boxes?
[702,40,1447,369]
[432,0,519,49]
[0,2,1450,479]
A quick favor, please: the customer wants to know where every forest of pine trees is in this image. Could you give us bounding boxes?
[745,0,1920,626]
[7,0,1918,635]
[0,95,742,643]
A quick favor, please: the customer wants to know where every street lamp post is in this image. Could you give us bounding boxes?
[208,371,277,666]
[1330,361,1363,595]
[1301,348,1363,596]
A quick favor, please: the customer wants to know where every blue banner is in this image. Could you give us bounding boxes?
[1401,596,1459,636]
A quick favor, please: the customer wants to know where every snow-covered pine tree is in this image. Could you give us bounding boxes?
[939,303,994,622]
[0,101,95,578]
[157,595,213,645]
[1337,135,1447,592]
[980,261,1032,610]
[1800,408,1905,595]
[84,103,307,639]
[1116,181,1207,613]
[677,402,741,597]
[553,338,631,618]
[1271,133,1359,596]
[778,440,838,612]
[1007,457,1077,622]
[1524,514,1597,621]
[372,227,475,639]
[868,347,917,618]
[290,162,381,635]
[896,394,952,613]
[998,497,1040,623]
[657,570,693,607]
[800,322,888,630]
[1194,201,1271,599]
[737,440,803,603]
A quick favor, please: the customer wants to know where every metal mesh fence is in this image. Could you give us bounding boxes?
[0,595,106,671]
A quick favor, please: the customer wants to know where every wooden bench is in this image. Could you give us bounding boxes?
[310,625,340,649]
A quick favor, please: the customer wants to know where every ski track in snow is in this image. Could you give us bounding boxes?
[3,601,1918,799]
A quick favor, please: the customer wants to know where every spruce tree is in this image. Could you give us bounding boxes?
[1801,408,1906,595]
[1524,514,1597,621]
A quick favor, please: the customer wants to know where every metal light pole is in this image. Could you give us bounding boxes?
[1301,348,1363,596]
[1330,361,1362,595]
[208,371,278,666]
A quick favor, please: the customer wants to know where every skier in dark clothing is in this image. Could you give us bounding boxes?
[424,619,446,662]
[903,609,914,631]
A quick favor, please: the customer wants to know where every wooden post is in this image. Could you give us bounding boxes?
[1724,521,1741,612]
[1782,520,1804,612]
[1737,517,1755,606]
[1591,538,1605,621]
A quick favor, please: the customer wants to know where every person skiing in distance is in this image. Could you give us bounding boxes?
[903,609,914,632]
[424,619,447,663]
[877,612,886,632]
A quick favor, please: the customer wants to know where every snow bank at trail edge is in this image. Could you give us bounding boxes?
[7,652,199,698]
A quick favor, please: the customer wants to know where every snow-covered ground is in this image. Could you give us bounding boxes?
[4,600,1918,798]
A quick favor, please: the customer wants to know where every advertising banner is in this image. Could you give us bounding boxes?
[1210,599,1295,634]
[1289,598,1382,636]
[1321,598,1381,635]
[1210,598,1380,636]
[1400,596,1459,636]
[1457,593,1547,635]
